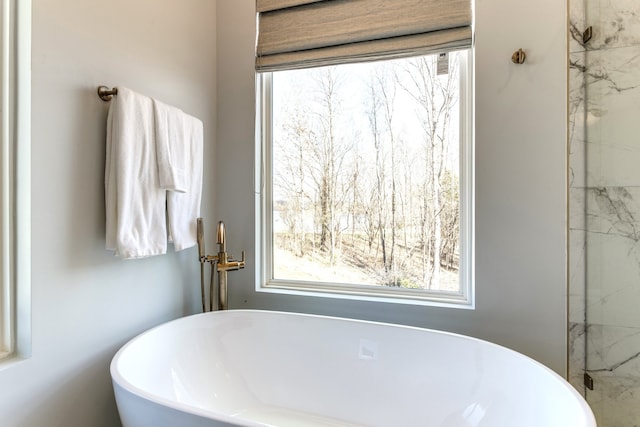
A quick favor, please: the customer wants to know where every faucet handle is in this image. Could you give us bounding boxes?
[228,251,245,263]
[235,251,246,269]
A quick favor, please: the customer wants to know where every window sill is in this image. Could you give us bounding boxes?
[0,352,29,372]
[259,280,475,310]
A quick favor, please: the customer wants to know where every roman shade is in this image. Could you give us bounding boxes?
[255,0,473,72]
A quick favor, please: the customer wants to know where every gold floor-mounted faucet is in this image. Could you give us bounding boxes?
[196,218,245,311]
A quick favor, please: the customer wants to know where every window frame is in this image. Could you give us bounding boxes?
[0,0,31,363]
[255,50,474,309]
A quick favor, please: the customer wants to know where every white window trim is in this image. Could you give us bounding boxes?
[255,51,474,309]
[0,0,31,364]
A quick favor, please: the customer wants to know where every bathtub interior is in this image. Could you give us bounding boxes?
[112,311,592,427]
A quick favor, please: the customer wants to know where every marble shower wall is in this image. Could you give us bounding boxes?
[569,1,640,426]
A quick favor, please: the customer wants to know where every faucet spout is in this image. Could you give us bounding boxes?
[216,221,226,253]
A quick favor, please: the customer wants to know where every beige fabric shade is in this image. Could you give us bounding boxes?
[256,0,325,12]
[256,0,473,72]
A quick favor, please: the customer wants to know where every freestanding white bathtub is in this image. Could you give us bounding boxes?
[111,310,595,427]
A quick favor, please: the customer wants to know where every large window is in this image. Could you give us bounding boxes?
[257,50,473,307]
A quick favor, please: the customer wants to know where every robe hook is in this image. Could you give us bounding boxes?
[511,48,526,64]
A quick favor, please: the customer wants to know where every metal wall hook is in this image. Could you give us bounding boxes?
[511,48,526,64]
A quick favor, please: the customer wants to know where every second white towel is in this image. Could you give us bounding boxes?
[155,99,204,251]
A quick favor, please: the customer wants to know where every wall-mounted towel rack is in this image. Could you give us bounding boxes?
[98,86,118,102]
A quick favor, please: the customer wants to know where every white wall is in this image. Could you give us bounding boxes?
[217,0,568,374]
[0,1,216,426]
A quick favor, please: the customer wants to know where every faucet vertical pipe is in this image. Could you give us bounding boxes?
[209,262,216,311]
[218,270,228,311]
[217,221,228,310]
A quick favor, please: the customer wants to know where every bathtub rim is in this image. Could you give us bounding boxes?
[110,309,596,427]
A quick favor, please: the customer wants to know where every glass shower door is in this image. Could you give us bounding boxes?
[571,1,640,425]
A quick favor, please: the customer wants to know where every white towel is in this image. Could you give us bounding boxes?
[105,87,168,259]
[154,99,189,193]
[163,111,204,251]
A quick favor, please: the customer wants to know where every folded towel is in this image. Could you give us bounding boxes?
[154,99,189,193]
[165,113,204,251]
[105,87,168,259]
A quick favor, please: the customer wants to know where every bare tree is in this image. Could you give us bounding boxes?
[398,54,459,288]
[307,67,352,264]
[377,67,399,285]
[365,65,402,284]
[274,105,315,256]
[366,72,388,272]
